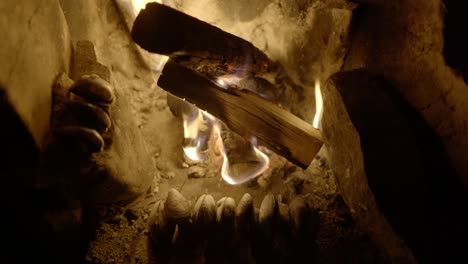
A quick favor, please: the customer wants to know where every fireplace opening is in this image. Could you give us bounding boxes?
[1,0,467,263]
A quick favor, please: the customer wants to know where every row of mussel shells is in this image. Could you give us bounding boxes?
[148,189,320,263]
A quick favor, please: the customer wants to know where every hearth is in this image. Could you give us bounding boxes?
[1,0,467,263]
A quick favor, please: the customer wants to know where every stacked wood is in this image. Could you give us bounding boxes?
[131,2,273,79]
[131,2,323,167]
[158,61,323,169]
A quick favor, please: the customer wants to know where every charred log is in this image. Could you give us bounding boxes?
[131,2,273,79]
[158,61,323,169]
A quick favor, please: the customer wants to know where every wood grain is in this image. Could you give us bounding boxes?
[131,2,274,79]
[158,61,323,168]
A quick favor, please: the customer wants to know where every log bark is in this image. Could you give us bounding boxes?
[131,2,274,79]
[158,61,323,168]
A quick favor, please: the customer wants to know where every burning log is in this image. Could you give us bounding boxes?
[218,126,269,181]
[258,194,279,238]
[131,2,273,79]
[220,127,259,164]
[158,61,323,169]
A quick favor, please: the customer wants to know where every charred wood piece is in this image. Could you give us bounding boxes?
[158,61,323,168]
[131,2,273,79]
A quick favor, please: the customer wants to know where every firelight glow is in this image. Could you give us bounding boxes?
[216,74,243,89]
[182,111,205,161]
[213,124,270,185]
[129,0,269,184]
[183,107,270,185]
[176,67,270,184]
[131,0,162,17]
[313,79,323,129]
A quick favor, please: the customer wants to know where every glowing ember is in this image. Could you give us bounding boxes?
[216,74,243,89]
[313,79,323,129]
[127,1,270,183]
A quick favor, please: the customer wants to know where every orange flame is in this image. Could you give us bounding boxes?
[313,79,323,129]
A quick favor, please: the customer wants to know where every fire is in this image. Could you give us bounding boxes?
[213,124,269,185]
[216,74,243,89]
[313,79,323,129]
[180,76,270,184]
[128,0,269,183]
[182,107,269,184]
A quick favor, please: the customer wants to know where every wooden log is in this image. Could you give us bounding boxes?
[158,61,323,168]
[131,2,274,79]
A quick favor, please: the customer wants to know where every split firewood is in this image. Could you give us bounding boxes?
[131,2,273,79]
[131,2,304,116]
[132,3,322,168]
[158,61,323,168]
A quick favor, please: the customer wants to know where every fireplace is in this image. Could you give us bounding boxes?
[0,0,467,263]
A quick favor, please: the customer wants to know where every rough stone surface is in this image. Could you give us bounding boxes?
[0,0,71,147]
[0,0,408,263]
[323,70,468,263]
[345,0,468,191]
[54,0,158,203]
[165,0,355,120]
[321,72,417,263]
[71,41,111,82]
[45,40,154,203]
